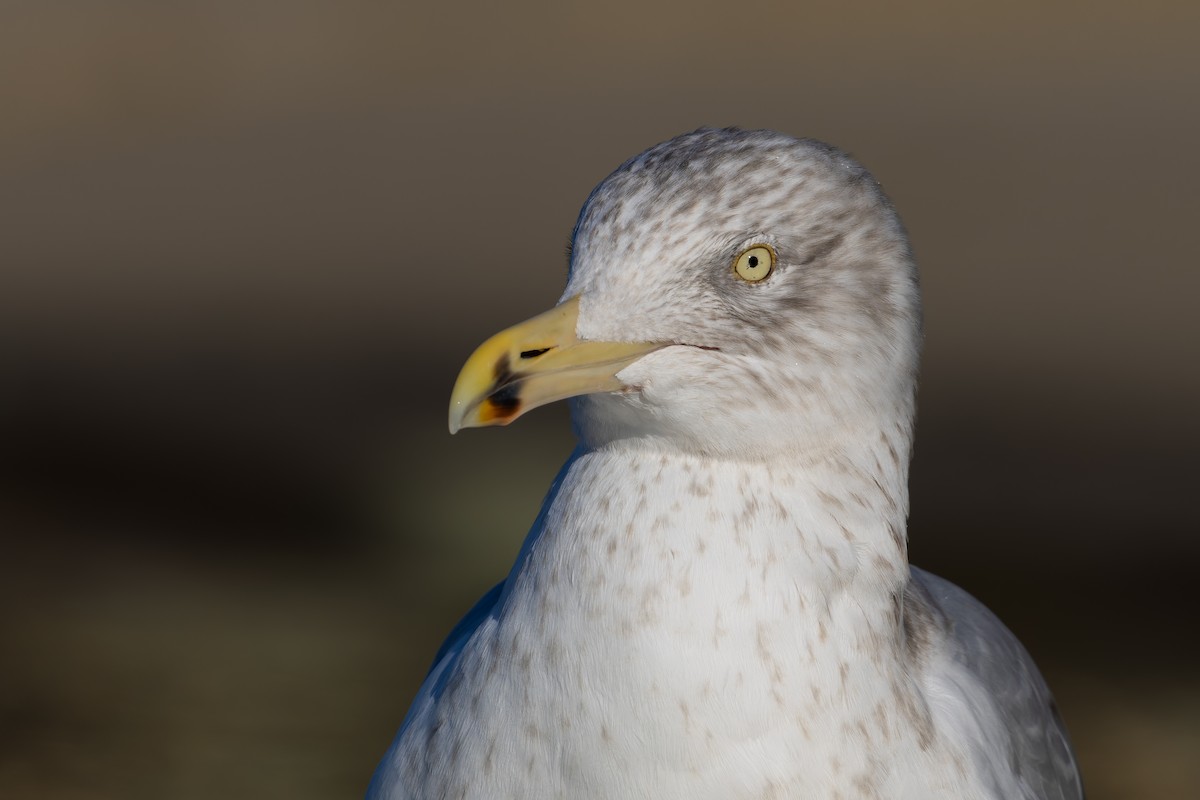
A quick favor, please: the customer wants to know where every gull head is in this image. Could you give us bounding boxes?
[449,128,921,461]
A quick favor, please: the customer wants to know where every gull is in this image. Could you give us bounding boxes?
[367,128,1083,799]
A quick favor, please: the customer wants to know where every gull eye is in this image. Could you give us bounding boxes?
[733,244,776,282]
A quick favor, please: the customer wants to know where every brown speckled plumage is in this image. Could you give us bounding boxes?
[368,129,1082,800]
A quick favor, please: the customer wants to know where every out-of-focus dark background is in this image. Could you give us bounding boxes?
[2,2,1197,798]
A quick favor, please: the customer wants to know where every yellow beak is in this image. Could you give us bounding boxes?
[448,296,662,433]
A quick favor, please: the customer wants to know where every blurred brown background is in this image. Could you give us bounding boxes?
[1,2,1197,798]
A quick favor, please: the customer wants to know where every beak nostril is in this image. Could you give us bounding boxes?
[520,347,553,360]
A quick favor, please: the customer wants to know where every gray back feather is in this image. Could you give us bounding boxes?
[909,567,1084,800]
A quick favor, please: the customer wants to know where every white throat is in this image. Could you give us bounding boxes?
[472,435,923,793]
[506,433,912,633]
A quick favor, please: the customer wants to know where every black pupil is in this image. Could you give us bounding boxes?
[747,255,759,268]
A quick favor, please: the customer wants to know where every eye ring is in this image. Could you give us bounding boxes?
[732,243,776,283]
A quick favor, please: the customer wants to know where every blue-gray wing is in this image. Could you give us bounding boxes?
[908,567,1084,800]
[366,581,505,800]
[427,580,505,677]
